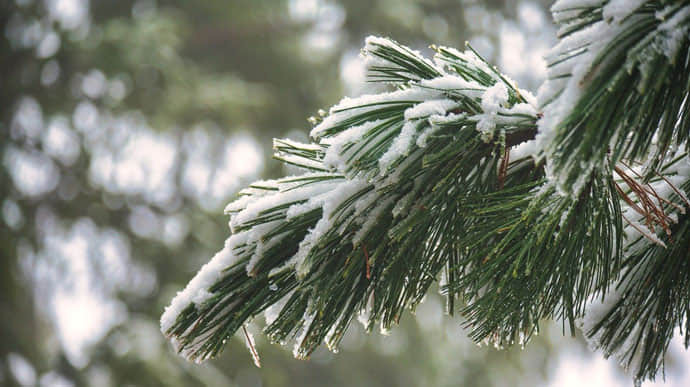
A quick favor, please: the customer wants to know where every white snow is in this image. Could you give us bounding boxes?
[245,222,283,275]
[352,189,379,217]
[269,178,370,279]
[362,36,438,82]
[473,82,509,141]
[230,177,340,229]
[602,0,646,22]
[378,121,421,171]
[656,5,690,62]
[161,242,240,332]
[577,279,650,376]
[537,4,627,195]
[352,197,394,245]
[511,139,538,160]
[404,99,459,121]
[415,124,441,148]
[551,0,604,23]
[310,88,439,140]
[163,174,346,336]
[433,45,495,79]
[322,119,387,172]
[551,0,604,11]
[296,179,369,276]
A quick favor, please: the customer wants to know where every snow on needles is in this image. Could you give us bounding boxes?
[161,35,539,360]
[577,148,690,377]
[475,82,509,141]
[161,243,240,333]
[161,173,342,335]
[537,0,690,196]
[362,36,438,82]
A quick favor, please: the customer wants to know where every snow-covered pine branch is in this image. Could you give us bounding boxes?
[538,0,690,196]
[576,147,690,382]
[532,0,690,382]
[161,1,690,382]
[161,36,542,362]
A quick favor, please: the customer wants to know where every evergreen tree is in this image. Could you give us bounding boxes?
[162,1,690,383]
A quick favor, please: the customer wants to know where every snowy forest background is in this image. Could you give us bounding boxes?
[1,0,689,386]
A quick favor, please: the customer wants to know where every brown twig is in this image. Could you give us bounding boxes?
[498,147,510,190]
[612,161,687,245]
[362,244,371,280]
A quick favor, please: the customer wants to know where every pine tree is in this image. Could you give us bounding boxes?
[161,1,690,383]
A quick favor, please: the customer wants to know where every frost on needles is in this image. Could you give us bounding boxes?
[537,0,690,196]
[162,1,690,383]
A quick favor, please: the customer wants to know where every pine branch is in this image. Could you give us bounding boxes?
[451,171,623,348]
[160,8,690,381]
[161,172,342,361]
[161,36,544,362]
[538,0,690,195]
[579,151,690,383]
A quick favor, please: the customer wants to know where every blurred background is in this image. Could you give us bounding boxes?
[1,0,689,386]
